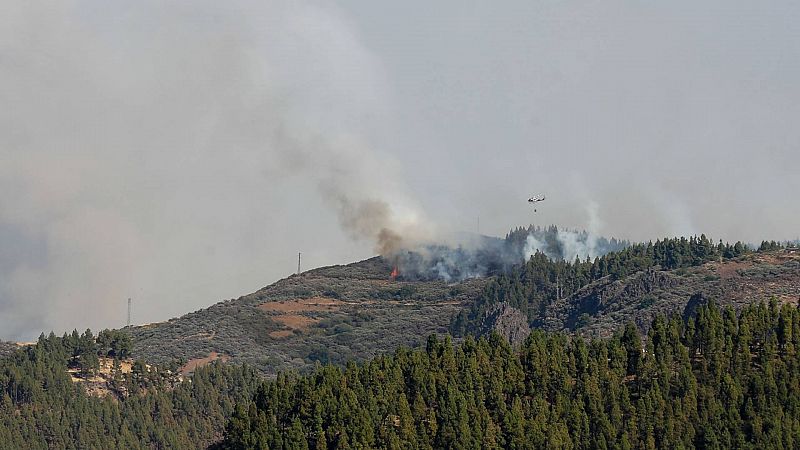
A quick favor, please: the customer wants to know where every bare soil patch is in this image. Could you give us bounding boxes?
[715,261,751,279]
[756,252,800,265]
[99,357,132,375]
[268,330,294,339]
[777,294,800,306]
[273,314,318,330]
[258,297,343,313]
[180,351,231,375]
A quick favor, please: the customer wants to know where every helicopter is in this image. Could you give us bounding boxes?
[528,194,545,212]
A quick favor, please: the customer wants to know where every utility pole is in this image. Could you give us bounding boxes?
[127,298,131,327]
[297,252,301,275]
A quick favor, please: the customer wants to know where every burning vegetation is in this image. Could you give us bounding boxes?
[383,225,629,282]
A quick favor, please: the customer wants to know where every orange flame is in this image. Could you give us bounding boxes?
[390,266,399,280]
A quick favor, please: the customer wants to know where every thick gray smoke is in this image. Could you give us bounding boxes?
[388,235,519,283]
[0,1,430,340]
[2,0,799,340]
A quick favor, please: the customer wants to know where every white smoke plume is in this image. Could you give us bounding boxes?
[522,202,618,262]
[524,234,548,261]
[555,201,602,262]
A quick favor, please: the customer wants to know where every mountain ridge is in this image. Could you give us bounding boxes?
[129,245,800,376]
[130,256,487,375]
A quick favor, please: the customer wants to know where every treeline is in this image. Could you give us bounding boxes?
[43,328,133,378]
[758,240,788,252]
[0,330,261,448]
[451,235,751,336]
[220,300,800,449]
[504,225,629,261]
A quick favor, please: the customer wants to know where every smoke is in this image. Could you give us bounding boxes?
[0,0,428,340]
[389,236,520,282]
[3,0,798,340]
[523,234,548,262]
[391,221,629,282]
[523,228,625,263]
[521,203,622,262]
[556,230,596,262]
[320,180,432,256]
[555,201,601,262]
[351,0,800,244]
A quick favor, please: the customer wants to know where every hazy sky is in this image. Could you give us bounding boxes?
[1,0,798,340]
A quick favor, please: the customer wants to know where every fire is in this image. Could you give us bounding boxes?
[390,266,399,280]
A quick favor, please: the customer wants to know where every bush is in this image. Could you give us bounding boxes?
[638,296,657,309]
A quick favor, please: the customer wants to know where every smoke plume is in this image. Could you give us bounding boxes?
[2,0,798,340]
[390,224,629,282]
[0,0,428,340]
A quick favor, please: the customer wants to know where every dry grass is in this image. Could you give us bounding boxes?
[259,297,339,337]
[258,297,343,313]
[66,357,137,399]
[268,330,294,339]
[755,252,800,265]
[713,260,750,279]
[68,371,105,383]
[273,315,318,330]
[99,357,132,374]
[180,351,231,375]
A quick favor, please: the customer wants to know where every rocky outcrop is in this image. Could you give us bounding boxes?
[682,292,709,321]
[479,303,531,347]
[535,252,800,338]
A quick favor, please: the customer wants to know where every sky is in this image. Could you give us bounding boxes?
[1,0,799,340]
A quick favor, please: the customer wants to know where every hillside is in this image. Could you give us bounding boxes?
[128,226,625,374]
[541,250,800,337]
[2,243,798,448]
[129,242,800,377]
[0,332,262,449]
[0,341,20,358]
[453,237,799,344]
[130,257,487,375]
[220,300,800,449]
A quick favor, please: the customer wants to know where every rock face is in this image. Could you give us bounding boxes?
[540,252,800,338]
[682,292,710,322]
[479,303,531,347]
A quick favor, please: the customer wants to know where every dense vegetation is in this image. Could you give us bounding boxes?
[0,230,794,448]
[504,225,630,262]
[0,330,261,448]
[221,300,800,449]
[451,235,753,336]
